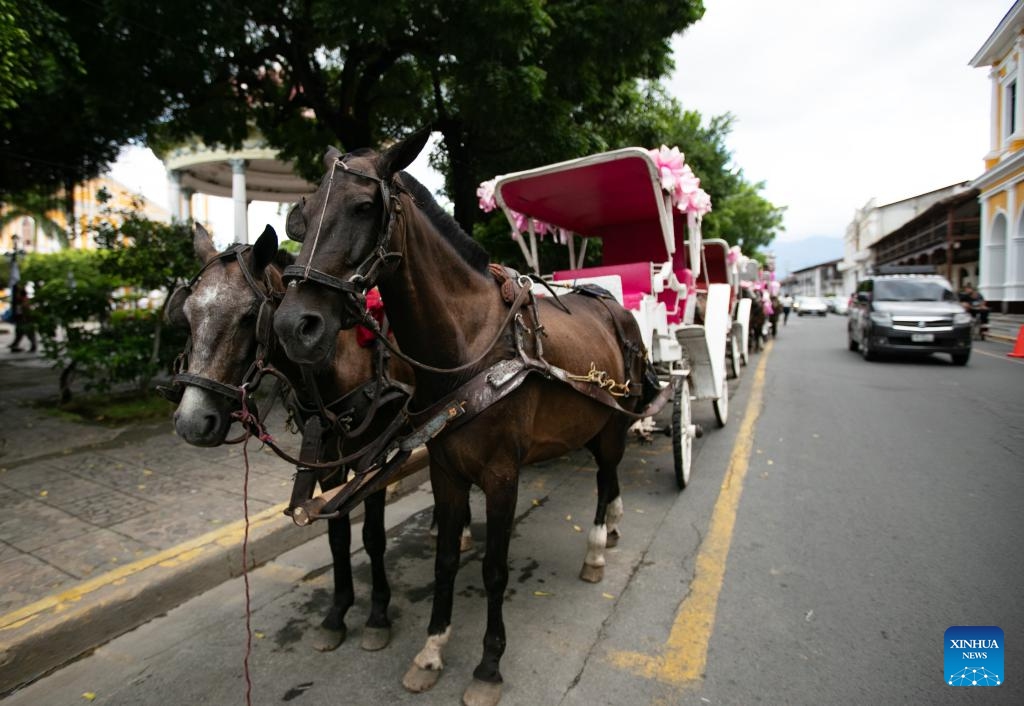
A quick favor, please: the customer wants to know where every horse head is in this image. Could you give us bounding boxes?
[274,127,432,366]
[170,223,281,446]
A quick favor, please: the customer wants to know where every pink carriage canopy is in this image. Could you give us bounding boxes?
[494,147,700,272]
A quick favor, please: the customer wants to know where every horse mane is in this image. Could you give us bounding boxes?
[399,171,490,274]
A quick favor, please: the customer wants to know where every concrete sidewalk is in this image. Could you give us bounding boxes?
[0,324,428,693]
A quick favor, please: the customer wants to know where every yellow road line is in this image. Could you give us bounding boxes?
[0,502,290,632]
[608,341,771,685]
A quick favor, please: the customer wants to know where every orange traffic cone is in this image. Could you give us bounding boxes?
[1009,325,1024,358]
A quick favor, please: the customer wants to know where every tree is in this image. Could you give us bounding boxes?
[22,191,193,397]
[473,82,785,266]
[140,0,706,232]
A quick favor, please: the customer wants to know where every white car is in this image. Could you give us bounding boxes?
[796,296,829,316]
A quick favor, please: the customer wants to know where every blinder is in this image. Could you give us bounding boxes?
[165,285,191,328]
[286,198,307,242]
[163,242,281,408]
[282,156,403,306]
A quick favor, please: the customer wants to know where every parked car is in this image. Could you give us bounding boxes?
[796,296,829,316]
[847,271,972,364]
[829,295,849,315]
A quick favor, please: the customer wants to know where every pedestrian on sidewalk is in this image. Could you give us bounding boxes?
[781,293,793,325]
[8,282,37,353]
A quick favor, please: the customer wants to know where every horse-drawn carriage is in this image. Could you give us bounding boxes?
[166,133,743,706]
[483,146,731,488]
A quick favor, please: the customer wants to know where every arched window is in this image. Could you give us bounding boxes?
[988,212,1007,287]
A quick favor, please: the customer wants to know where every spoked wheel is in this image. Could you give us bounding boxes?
[671,377,693,490]
[713,375,729,427]
[728,335,741,379]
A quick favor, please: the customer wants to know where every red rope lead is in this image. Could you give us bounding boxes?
[239,387,255,706]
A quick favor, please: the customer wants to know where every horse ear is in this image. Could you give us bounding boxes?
[380,126,432,178]
[253,225,278,274]
[285,198,307,242]
[324,146,342,170]
[194,223,218,263]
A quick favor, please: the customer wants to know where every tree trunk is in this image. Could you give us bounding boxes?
[62,175,76,248]
[440,126,478,236]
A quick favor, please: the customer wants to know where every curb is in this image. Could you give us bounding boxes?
[0,464,430,695]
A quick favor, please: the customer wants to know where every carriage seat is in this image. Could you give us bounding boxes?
[553,262,653,311]
[666,267,694,324]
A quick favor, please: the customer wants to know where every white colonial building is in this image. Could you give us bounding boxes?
[837,184,971,296]
[970,0,1024,313]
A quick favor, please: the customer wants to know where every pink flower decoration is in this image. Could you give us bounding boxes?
[477,178,497,213]
[727,246,741,265]
[649,145,712,215]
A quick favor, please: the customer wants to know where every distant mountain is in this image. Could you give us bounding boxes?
[768,237,844,278]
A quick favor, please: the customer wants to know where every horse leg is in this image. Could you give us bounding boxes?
[360,488,392,651]
[463,472,518,706]
[580,424,626,583]
[605,492,624,549]
[402,468,471,694]
[314,515,354,651]
[431,496,474,552]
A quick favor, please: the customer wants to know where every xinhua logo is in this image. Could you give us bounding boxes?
[945,626,1003,686]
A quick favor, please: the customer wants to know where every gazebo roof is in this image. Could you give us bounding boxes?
[158,137,316,202]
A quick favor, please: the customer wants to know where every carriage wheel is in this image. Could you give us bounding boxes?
[713,375,729,427]
[729,335,741,379]
[671,377,693,490]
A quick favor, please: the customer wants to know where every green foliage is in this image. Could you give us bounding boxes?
[474,82,785,268]
[20,197,194,395]
[22,249,115,337]
[91,194,195,293]
[0,0,81,119]
[52,310,186,395]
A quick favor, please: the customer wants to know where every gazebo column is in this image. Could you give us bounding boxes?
[167,170,183,221]
[230,158,249,243]
[181,187,194,221]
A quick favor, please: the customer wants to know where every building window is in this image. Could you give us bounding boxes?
[1006,80,1018,138]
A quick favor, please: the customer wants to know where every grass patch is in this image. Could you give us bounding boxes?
[45,390,174,425]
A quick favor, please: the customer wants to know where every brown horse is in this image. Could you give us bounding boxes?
[272,130,659,706]
[170,223,414,652]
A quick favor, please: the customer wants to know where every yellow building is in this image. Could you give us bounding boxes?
[1,175,169,256]
[971,0,1024,313]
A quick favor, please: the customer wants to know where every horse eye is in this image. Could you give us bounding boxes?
[353,200,375,215]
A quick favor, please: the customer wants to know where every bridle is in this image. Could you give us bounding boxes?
[158,244,280,407]
[282,157,404,320]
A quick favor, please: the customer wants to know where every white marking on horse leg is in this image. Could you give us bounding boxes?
[413,626,452,671]
[606,496,624,540]
[583,524,608,568]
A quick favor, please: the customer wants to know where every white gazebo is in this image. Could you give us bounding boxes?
[159,136,316,243]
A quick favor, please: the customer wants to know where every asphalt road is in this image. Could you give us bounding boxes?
[7,315,1023,705]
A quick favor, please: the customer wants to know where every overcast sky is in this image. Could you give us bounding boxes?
[668,0,1010,243]
[109,0,1011,248]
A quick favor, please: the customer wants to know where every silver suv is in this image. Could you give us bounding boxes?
[847,269,972,365]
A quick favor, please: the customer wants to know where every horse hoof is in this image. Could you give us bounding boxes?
[360,625,391,652]
[460,533,474,553]
[579,563,604,583]
[403,664,443,693]
[312,625,346,652]
[463,679,502,706]
[605,530,620,548]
